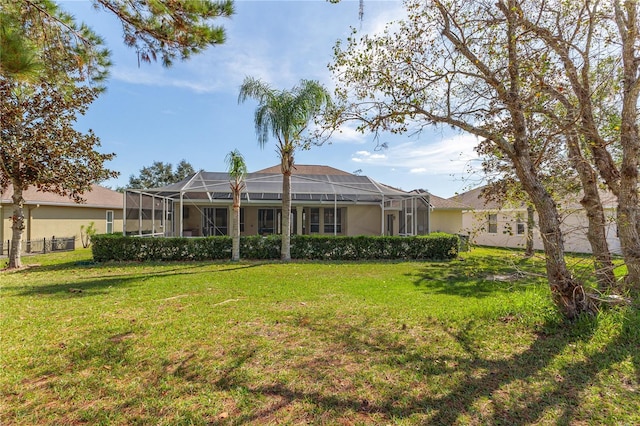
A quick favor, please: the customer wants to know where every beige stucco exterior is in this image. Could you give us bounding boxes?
[430,209,464,234]
[1,185,124,253]
[460,206,621,255]
[177,203,390,237]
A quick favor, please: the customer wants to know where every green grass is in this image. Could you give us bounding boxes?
[1,247,638,425]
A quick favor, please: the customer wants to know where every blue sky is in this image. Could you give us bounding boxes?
[60,0,482,198]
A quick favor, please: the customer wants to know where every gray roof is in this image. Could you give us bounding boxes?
[134,170,417,203]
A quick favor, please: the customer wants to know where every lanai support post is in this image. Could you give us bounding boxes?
[179,192,184,237]
[138,192,142,236]
[123,191,127,236]
[381,195,385,236]
[334,194,337,236]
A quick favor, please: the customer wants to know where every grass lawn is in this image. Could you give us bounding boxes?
[1,247,638,425]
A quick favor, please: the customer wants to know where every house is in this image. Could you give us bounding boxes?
[450,186,621,254]
[0,184,124,253]
[426,192,468,234]
[124,165,463,238]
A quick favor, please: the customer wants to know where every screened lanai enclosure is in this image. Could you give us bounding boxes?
[124,170,431,238]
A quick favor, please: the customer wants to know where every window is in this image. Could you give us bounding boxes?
[310,208,320,233]
[324,208,342,233]
[516,215,525,235]
[488,213,498,234]
[258,208,281,235]
[203,208,228,236]
[240,208,245,233]
[106,210,114,234]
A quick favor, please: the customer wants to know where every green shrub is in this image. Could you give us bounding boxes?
[92,233,459,262]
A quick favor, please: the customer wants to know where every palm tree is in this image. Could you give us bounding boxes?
[238,77,331,261]
[225,149,247,261]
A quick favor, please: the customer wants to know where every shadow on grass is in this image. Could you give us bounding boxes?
[170,310,639,424]
[410,252,546,298]
[3,262,268,298]
[5,275,144,298]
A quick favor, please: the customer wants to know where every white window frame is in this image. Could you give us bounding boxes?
[488,213,498,234]
[106,210,114,234]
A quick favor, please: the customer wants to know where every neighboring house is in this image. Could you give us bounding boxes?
[427,192,468,234]
[450,186,621,254]
[125,165,459,238]
[0,184,124,253]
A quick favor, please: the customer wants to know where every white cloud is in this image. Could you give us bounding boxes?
[112,68,224,94]
[350,133,482,174]
[352,150,388,163]
[329,122,367,144]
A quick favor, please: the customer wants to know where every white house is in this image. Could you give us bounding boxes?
[450,186,621,254]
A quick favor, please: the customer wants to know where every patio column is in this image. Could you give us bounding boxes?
[179,192,184,237]
[380,195,385,236]
[138,192,142,236]
[296,206,303,235]
[122,192,126,236]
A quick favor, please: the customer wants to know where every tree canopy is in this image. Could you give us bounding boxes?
[324,0,640,316]
[125,160,196,189]
[0,80,117,268]
[239,77,332,261]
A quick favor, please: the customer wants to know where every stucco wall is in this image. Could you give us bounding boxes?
[430,210,463,234]
[1,204,122,249]
[462,208,621,254]
[173,203,433,238]
[345,205,383,236]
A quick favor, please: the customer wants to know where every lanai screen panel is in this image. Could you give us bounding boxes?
[127,170,417,203]
[124,191,175,236]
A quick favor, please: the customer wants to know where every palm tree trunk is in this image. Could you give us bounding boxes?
[281,170,292,261]
[9,184,25,269]
[231,199,240,261]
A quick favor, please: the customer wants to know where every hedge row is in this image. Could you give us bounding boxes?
[91,233,459,262]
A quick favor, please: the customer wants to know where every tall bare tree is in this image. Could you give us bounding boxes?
[326,0,600,317]
[513,0,640,291]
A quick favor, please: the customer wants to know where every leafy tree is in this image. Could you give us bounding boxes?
[0,81,117,268]
[238,77,332,261]
[225,149,247,261]
[512,0,640,292]
[80,222,97,248]
[126,160,196,189]
[1,0,111,86]
[325,0,600,317]
[2,0,234,73]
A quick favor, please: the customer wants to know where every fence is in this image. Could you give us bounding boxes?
[1,237,76,256]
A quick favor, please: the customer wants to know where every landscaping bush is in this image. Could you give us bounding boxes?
[92,233,459,262]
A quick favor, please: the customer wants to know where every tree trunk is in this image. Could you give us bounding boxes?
[280,149,293,261]
[231,195,240,261]
[525,204,535,257]
[566,132,616,291]
[9,185,25,269]
[281,170,292,261]
[519,173,595,318]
